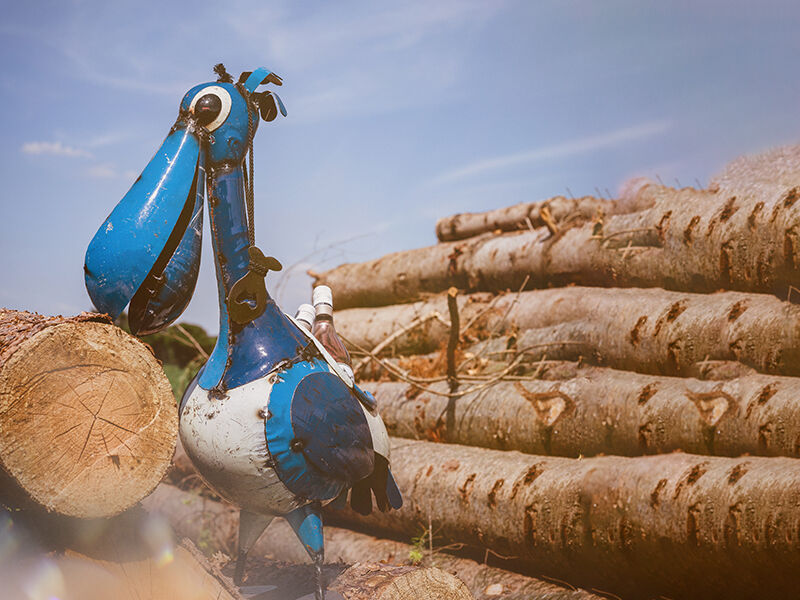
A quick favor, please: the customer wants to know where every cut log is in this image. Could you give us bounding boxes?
[330,563,472,600]
[58,541,242,600]
[144,484,604,600]
[434,193,650,242]
[710,144,800,202]
[240,558,473,600]
[326,438,800,600]
[2,541,242,600]
[317,148,800,308]
[2,497,242,599]
[335,287,800,376]
[0,309,177,518]
[362,365,800,457]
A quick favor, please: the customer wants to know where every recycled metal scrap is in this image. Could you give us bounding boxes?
[84,64,401,596]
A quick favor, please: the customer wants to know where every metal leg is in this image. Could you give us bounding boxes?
[235,510,274,585]
[285,503,326,599]
[314,557,325,600]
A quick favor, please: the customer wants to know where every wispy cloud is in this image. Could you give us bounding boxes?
[21,141,92,158]
[85,130,136,148]
[429,120,672,185]
[85,164,137,180]
[85,164,117,178]
[227,1,501,69]
[225,1,503,122]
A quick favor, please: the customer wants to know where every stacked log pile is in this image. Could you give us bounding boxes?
[311,146,800,599]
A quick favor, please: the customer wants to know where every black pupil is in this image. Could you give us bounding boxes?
[194,94,222,126]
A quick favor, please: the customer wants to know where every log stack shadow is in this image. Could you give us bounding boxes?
[308,146,800,599]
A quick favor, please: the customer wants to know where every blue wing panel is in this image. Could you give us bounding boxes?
[265,360,374,501]
[291,371,374,481]
[84,128,200,317]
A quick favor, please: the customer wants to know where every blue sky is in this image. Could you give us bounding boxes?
[1,1,799,332]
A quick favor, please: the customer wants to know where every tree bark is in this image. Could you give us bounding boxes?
[144,484,604,600]
[0,309,177,518]
[335,287,800,376]
[435,193,648,242]
[362,365,800,457]
[326,438,800,600]
[317,160,800,309]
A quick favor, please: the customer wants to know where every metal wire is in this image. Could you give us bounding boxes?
[239,83,257,248]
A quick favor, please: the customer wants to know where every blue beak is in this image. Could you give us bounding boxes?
[84,125,203,333]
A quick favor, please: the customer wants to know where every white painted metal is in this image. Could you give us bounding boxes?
[188,85,232,132]
[181,319,392,515]
[180,374,301,515]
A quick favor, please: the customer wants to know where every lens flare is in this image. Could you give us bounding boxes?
[21,558,65,600]
[142,513,175,567]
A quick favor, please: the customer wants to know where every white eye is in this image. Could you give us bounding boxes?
[189,85,232,131]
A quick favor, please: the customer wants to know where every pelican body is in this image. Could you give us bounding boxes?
[84,66,401,589]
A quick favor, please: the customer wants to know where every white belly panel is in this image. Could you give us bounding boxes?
[179,375,301,515]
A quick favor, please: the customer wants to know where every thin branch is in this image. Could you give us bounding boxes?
[342,334,528,398]
[446,288,460,393]
[174,324,209,360]
[600,227,656,244]
[353,312,441,377]
[466,275,530,368]
[459,294,503,336]
[272,231,372,304]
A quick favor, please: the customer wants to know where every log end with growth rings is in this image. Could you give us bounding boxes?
[326,562,474,600]
[0,311,177,518]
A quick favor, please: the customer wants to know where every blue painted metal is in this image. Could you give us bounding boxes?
[386,467,403,510]
[199,165,306,392]
[243,67,279,93]
[265,358,374,501]
[327,487,349,511]
[291,372,374,482]
[84,128,200,318]
[87,66,402,587]
[129,154,205,335]
[180,81,254,167]
[273,93,287,117]
[353,384,378,412]
[285,503,324,561]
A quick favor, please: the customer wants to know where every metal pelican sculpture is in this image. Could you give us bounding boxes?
[84,64,402,597]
